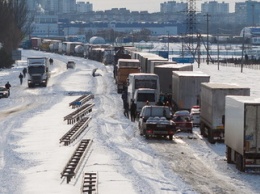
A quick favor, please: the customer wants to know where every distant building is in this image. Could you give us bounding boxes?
[235,1,260,26]
[76,1,93,13]
[31,15,59,37]
[160,1,187,13]
[201,1,229,14]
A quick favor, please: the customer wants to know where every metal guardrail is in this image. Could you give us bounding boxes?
[81,172,98,194]
[60,117,92,145]
[61,139,93,183]
[69,94,94,108]
[64,103,94,124]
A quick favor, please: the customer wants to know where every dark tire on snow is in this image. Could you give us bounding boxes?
[235,152,244,172]
[226,146,232,164]
[208,129,216,144]
[200,122,206,137]
[169,135,173,140]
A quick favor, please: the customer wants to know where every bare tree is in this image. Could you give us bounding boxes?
[0,0,32,68]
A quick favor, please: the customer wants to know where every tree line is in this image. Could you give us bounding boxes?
[0,0,31,68]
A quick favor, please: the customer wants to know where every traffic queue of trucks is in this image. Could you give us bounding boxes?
[113,47,260,172]
[25,41,260,172]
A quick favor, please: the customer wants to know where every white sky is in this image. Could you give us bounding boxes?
[80,0,246,12]
[0,44,260,193]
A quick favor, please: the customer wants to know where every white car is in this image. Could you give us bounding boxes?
[190,106,200,127]
[0,86,9,98]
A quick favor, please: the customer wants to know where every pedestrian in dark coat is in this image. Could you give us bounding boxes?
[22,67,27,78]
[5,81,11,96]
[123,101,129,118]
[130,100,137,122]
[19,73,24,85]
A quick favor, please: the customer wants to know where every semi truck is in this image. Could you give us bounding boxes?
[127,73,160,111]
[155,64,193,94]
[172,71,210,110]
[27,57,51,87]
[225,96,260,172]
[138,105,176,140]
[116,59,140,93]
[200,83,250,144]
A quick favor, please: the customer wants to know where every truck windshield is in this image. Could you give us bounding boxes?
[28,66,45,74]
[137,93,155,102]
[135,80,157,89]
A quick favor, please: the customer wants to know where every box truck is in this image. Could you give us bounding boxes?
[127,73,160,113]
[116,59,140,93]
[225,96,260,172]
[172,71,210,110]
[200,83,250,143]
[155,64,193,94]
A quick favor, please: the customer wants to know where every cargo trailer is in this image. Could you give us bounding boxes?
[225,96,260,172]
[200,83,250,143]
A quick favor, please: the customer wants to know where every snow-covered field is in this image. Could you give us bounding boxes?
[0,49,259,194]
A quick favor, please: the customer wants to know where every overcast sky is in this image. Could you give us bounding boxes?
[83,0,246,13]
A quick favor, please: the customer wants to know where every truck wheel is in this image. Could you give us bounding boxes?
[200,122,206,137]
[169,135,173,141]
[226,146,232,164]
[235,153,244,172]
[145,134,149,139]
[208,130,216,144]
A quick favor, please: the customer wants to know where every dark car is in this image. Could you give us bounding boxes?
[67,61,76,69]
[0,86,9,98]
[173,110,193,133]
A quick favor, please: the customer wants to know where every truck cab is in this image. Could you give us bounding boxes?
[134,88,158,114]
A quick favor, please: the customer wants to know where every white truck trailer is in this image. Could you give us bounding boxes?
[225,96,260,172]
[27,57,51,87]
[172,71,210,110]
[200,83,250,143]
[127,73,160,113]
[155,64,193,94]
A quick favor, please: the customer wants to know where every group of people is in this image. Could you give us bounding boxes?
[122,90,137,122]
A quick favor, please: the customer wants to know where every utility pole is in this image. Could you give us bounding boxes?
[197,33,201,68]
[241,30,245,73]
[167,31,170,60]
[205,13,211,65]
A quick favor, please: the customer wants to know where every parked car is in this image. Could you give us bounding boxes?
[0,86,9,98]
[190,105,200,127]
[173,110,193,133]
[67,61,76,69]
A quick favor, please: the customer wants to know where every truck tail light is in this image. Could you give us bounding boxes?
[146,130,153,134]
[169,131,174,135]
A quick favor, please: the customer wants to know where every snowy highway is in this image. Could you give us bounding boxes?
[0,49,259,194]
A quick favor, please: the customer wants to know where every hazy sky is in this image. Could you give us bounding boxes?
[81,0,247,13]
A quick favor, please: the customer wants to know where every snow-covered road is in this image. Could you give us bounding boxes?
[0,49,259,194]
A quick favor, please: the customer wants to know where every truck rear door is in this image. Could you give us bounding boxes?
[245,105,260,154]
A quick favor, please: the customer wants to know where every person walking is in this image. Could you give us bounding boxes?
[130,99,137,122]
[22,67,27,78]
[5,81,11,96]
[123,100,129,118]
[19,73,24,85]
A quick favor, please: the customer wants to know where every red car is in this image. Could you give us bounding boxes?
[173,110,193,133]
